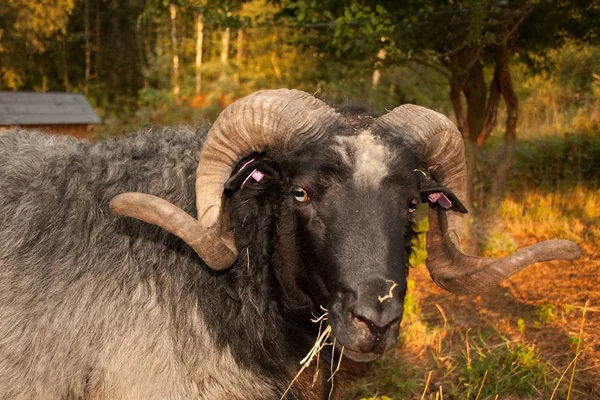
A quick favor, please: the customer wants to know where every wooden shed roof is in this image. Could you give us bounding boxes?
[0,92,101,126]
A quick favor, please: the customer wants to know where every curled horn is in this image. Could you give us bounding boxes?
[110,89,344,270]
[195,89,343,229]
[375,105,581,294]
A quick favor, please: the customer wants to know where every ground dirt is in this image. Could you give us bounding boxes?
[407,234,600,399]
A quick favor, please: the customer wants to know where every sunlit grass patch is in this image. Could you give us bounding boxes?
[345,273,573,400]
[500,185,600,244]
[452,333,548,399]
[347,311,559,400]
[480,228,518,258]
[535,304,557,326]
[350,356,423,400]
[409,216,429,268]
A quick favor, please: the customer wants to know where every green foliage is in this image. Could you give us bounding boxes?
[569,336,582,347]
[554,44,600,95]
[0,0,74,89]
[517,318,526,334]
[349,355,421,399]
[454,336,548,398]
[480,229,517,258]
[536,304,556,325]
[280,0,599,66]
[403,279,419,319]
[330,2,394,58]
[408,217,428,268]
[512,135,600,189]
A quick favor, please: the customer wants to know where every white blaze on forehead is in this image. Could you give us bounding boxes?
[332,135,353,166]
[352,130,390,188]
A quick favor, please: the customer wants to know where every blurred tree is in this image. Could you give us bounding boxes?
[278,0,600,213]
[0,0,74,89]
[84,0,91,95]
[94,0,146,107]
[170,1,181,101]
[194,2,206,94]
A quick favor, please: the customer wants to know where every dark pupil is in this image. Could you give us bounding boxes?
[292,190,304,197]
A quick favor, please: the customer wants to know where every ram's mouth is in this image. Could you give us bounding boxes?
[328,311,401,364]
[334,342,382,363]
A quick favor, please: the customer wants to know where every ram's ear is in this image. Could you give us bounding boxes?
[224,155,280,192]
[416,171,468,214]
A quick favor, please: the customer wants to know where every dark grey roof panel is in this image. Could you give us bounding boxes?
[0,92,101,125]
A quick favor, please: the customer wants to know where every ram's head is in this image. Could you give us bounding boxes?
[111,89,580,362]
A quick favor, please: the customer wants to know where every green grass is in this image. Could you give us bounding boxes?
[408,216,428,268]
[536,304,557,325]
[346,309,561,399]
[452,334,548,399]
[351,356,422,400]
[500,185,600,244]
[346,308,559,399]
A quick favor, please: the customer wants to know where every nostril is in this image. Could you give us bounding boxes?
[349,307,403,334]
[350,309,401,335]
[350,310,370,326]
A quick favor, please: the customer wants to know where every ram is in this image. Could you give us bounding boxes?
[0,89,580,399]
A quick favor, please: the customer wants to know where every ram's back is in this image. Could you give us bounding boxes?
[0,127,213,398]
[0,127,204,263]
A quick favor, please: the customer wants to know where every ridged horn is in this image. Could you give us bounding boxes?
[110,89,344,270]
[375,105,581,294]
[110,193,237,268]
[195,89,343,229]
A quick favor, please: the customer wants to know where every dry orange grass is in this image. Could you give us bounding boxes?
[500,185,600,244]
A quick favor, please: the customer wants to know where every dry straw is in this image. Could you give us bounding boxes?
[550,300,589,400]
[281,307,344,400]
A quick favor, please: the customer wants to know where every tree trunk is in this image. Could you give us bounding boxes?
[195,13,204,95]
[449,79,469,138]
[270,33,281,80]
[40,64,48,92]
[440,38,521,254]
[84,0,91,95]
[95,0,101,80]
[62,39,70,91]
[141,17,151,89]
[137,0,149,90]
[221,27,230,65]
[170,3,180,100]
[491,45,518,205]
[462,60,488,145]
[446,47,513,252]
[447,47,515,211]
[234,29,244,86]
[449,76,473,210]
[479,61,502,147]
[372,48,386,88]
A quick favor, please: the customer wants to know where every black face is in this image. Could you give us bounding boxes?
[276,136,418,362]
[226,132,465,363]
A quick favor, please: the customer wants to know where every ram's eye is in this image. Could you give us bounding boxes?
[291,187,310,203]
[409,198,418,213]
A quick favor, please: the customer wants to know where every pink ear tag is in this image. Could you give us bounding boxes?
[428,192,452,210]
[251,170,264,182]
[241,169,265,189]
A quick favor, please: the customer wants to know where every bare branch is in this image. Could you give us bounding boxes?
[504,4,535,44]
